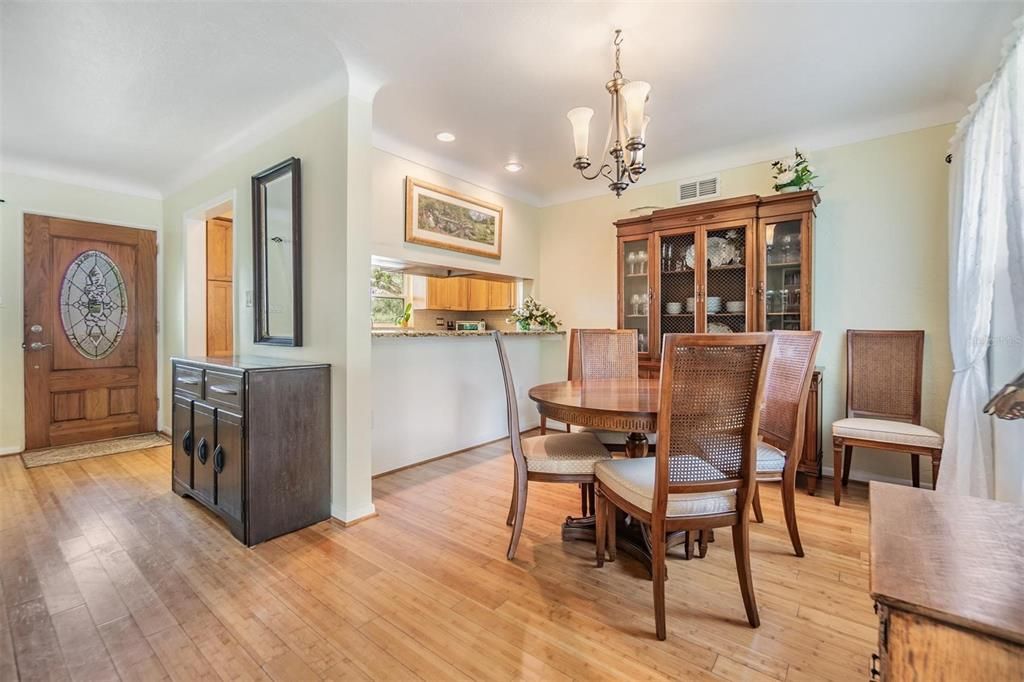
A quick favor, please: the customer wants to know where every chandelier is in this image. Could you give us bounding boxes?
[566,30,651,197]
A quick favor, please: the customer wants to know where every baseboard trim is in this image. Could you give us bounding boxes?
[372,426,541,479]
[330,511,379,528]
[821,467,934,490]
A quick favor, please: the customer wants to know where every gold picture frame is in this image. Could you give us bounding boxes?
[405,177,504,260]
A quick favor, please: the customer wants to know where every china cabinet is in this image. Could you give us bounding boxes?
[616,191,822,486]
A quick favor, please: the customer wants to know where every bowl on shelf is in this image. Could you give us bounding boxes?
[665,301,683,315]
[706,297,722,314]
[726,301,745,313]
[686,297,696,313]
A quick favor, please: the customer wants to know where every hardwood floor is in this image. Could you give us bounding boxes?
[0,440,874,681]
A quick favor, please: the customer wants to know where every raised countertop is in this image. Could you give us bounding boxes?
[171,355,330,370]
[869,481,1024,646]
[371,329,564,338]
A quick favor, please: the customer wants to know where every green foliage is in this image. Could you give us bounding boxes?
[770,148,819,192]
[371,266,404,296]
[506,297,561,331]
[418,196,496,245]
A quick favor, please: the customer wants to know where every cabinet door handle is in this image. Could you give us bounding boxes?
[213,445,225,474]
[208,385,237,395]
[177,377,200,386]
[182,430,193,456]
[197,437,208,464]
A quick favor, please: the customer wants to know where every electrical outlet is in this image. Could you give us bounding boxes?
[435,317,445,327]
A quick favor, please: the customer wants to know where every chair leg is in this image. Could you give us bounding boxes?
[606,504,617,561]
[651,524,667,640]
[911,455,920,488]
[751,483,764,523]
[781,463,804,557]
[539,415,546,435]
[580,484,589,517]
[595,487,606,567]
[506,476,528,560]
[732,520,760,628]
[506,469,517,526]
[833,439,843,505]
[931,450,942,488]
[841,445,853,486]
[588,483,596,516]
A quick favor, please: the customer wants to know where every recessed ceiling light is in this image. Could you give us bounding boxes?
[504,162,523,173]
[435,132,456,142]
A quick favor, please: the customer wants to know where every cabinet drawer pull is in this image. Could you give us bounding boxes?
[182,430,193,456]
[208,385,237,395]
[177,377,200,386]
[197,437,209,464]
[213,445,225,474]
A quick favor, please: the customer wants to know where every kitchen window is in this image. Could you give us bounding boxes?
[371,266,409,327]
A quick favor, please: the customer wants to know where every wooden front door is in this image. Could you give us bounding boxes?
[23,214,157,450]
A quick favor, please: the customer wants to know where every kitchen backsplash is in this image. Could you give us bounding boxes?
[412,309,516,331]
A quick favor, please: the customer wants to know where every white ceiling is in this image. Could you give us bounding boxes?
[3,2,1022,205]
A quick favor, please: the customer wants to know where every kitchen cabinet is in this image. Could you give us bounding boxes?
[171,356,331,546]
[415,276,517,311]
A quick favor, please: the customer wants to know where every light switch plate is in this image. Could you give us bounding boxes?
[245,290,253,307]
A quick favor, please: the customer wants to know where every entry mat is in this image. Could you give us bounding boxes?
[21,432,170,469]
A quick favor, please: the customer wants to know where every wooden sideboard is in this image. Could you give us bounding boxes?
[171,356,331,546]
[869,482,1024,680]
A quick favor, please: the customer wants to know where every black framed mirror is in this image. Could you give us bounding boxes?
[252,157,302,346]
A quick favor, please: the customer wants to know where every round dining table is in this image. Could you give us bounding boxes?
[528,377,709,569]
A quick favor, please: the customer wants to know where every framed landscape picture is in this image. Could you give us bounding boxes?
[405,177,503,259]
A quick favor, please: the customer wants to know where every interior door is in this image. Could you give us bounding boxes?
[23,214,157,449]
[205,217,234,356]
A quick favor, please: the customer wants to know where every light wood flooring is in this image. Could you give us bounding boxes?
[0,440,874,681]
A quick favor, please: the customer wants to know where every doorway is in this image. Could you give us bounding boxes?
[22,214,157,450]
[205,214,233,356]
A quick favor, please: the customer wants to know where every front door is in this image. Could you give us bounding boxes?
[23,214,157,449]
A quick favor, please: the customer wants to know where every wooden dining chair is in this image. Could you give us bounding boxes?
[539,327,587,435]
[595,333,773,639]
[493,332,612,560]
[832,330,942,505]
[752,330,821,557]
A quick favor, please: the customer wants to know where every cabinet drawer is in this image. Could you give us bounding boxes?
[174,364,204,399]
[204,370,243,410]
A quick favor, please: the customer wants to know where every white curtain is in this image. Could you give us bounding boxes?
[940,18,1024,499]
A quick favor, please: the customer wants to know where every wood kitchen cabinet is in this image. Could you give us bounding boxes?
[616,191,822,486]
[171,356,331,546]
[415,276,517,311]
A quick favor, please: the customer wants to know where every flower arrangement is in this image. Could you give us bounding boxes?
[507,297,561,331]
[770,148,818,193]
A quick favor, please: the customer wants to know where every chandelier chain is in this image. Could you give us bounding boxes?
[613,29,623,79]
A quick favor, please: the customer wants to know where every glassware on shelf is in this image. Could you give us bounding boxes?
[631,293,641,316]
[766,289,778,314]
[780,235,793,264]
[627,251,637,275]
[638,332,647,353]
[638,250,647,274]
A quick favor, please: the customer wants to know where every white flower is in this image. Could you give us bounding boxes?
[776,170,796,184]
[807,165,815,173]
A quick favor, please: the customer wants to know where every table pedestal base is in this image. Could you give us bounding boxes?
[561,512,712,575]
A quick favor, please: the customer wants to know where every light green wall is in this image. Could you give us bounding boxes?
[162,95,376,521]
[537,124,954,485]
[0,173,163,453]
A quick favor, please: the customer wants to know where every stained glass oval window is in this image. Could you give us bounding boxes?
[59,250,128,359]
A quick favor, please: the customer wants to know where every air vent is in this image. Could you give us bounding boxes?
[677,174,720,204]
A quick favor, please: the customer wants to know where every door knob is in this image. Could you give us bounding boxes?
[25,341,52,351]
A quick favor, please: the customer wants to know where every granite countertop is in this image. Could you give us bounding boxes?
[371,329,564,338]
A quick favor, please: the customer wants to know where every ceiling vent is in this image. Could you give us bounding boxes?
[677,174,720,204]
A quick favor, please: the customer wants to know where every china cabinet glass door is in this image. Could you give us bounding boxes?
[657,230,698,352]
[763,218,805,331]
[620,237,652,354]
[704,223,754,333]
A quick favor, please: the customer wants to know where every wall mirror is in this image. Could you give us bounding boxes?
[252,157,302,346]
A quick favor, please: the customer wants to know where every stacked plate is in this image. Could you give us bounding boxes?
[726,301,745,313]
[706,296,722,313]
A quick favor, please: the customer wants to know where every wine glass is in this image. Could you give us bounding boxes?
[780,235,793,263]
[638,250,647,274]
[627,252,637,275]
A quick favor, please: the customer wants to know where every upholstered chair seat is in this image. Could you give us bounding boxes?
[522,432,611,475]
[595,457,736,517]
[831,418,943,449]
[755,441,787,474]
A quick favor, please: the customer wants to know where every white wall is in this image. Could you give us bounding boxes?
[162,94,376,522]
[372,149,542,280]
[0,172,163,454]
[536,124,955,486]
[371,334,565,475]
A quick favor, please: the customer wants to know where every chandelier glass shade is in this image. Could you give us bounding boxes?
[566,30,651,197]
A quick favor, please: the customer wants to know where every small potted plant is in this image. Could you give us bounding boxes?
[771,148,818,193]
[507,297,561,332]
[393,302,412,328]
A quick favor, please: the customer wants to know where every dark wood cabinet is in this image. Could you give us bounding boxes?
[171,356,331,546]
